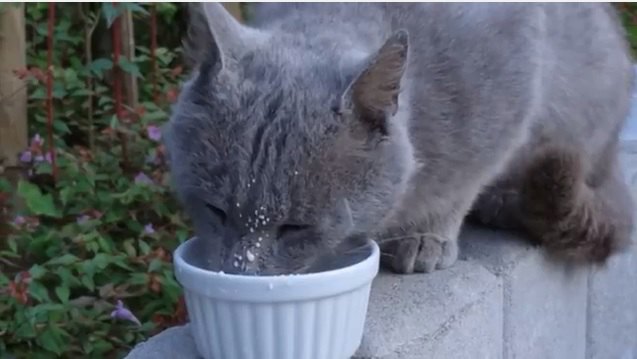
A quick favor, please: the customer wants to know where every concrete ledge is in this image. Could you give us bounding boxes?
[355,262,501,358]
[125,147,637,359]
[125,225,636,359]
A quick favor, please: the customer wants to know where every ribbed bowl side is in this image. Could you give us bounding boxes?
[185,284,373,359]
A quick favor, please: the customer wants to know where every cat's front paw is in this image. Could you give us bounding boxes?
[380,234,458,274]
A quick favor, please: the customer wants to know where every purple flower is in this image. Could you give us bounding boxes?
[134,172,153,185]
[147,125,161,142]
[34,155,44,162]
[19,151,32,163]
[31,134,43,147]
[111,300,141,326]
[76,215,91,225]
[44,151,52,164]
[13,216,26,226]
[143,223,155,235]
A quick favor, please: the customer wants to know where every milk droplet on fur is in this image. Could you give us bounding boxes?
[246,249,255,262]
[233,260,239,268]
[256,242,261,248]
[250,228,255,233]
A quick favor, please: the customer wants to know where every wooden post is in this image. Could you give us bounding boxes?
[0,4,27,173]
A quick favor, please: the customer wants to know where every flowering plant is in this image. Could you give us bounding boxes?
[0,3,191,357]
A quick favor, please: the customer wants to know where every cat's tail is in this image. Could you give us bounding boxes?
[520,147,634,263]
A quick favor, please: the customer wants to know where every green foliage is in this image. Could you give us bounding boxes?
[1,3,190,358]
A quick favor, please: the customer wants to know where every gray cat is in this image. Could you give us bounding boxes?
[164,3,635,275]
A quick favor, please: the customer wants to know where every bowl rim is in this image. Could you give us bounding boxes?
[173,237,380,302]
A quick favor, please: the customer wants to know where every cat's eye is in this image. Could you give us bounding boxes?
[205,204,227,225]
[277,224,311,239]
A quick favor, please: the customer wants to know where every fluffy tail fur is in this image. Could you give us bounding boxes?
[520,147,634,263]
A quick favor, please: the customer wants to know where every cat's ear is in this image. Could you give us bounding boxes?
[185,3,263,70]
[340,30,409,135]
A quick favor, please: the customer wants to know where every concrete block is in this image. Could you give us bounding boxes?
[354,261,501,359]
[125,260,501,359]
[586,244,637,359]
[586,142,637,359]
[125,325,200,359]
[461,225,588,359]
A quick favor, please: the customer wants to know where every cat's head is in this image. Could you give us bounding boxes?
[164,4,416,275]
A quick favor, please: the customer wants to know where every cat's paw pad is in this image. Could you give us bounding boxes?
[381,235,458,274]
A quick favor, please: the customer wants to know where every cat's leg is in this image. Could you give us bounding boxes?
[379,198,471,274]
[519,147,634,262]
[468,183,524,231]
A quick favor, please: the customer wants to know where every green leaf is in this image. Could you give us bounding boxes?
[7,237,18,253]
[88,58,113,77]
[55,267,81,287]
[38,327,64,355]
[118,57,143,78]
[46,254,79,266]
[101,3,122,27]
[30,87,46,100]
[148,258,162,273]
[80,275,95,292]
[55,286,70,303]
[92,253,111,270]
[34,162,52,175]
[123,240,137,257]
[138,239,151,255]
[129,273,148,285]
[0,178,11,192]
[28,281,50,302]
[17,181,59,217]
[52,82,67,99]
[29,264,47,280]
[53,119,71,134]
[59,187,74,206]
[122,2,148,15]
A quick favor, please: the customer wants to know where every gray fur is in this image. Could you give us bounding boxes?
[165,3,634,275]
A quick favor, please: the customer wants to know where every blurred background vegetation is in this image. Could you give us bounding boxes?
[0,3,635,358]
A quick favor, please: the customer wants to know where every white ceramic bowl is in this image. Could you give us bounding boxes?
[173,237,380,359]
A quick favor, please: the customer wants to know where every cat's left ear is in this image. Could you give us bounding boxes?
[185,3,266,71]
[340,30,409,135]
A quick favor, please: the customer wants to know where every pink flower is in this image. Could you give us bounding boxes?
[143,223,155,235]
[13,216,26,226]
[146,125,161,142]
[134,172,153,185]
[44,151,52,164]
[31,134,43,147]
[111,300,141,326]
